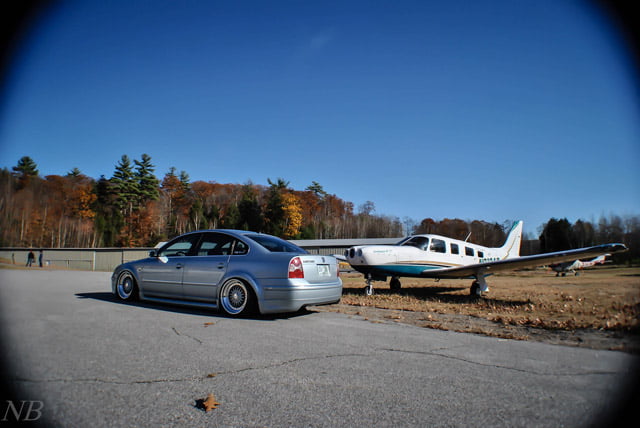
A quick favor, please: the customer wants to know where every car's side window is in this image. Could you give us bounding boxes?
[159,234,200,257]
[232,240,249,255]
[196,233,235,256]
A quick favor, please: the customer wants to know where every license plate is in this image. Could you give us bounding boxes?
[317,264,330,277]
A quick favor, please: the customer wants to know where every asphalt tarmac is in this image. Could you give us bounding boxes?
[0,269,638,427]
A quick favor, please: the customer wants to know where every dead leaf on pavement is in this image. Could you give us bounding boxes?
[196,393,220,412]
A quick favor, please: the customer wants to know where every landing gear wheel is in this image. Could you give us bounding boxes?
[470,281,481,297]
[116,271,138,301]
[220,279,251,316]
[364,274,375,296]
[390,277,401,291]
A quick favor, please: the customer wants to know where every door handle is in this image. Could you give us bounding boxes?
[176,263,183,269]
[217,263,225,269]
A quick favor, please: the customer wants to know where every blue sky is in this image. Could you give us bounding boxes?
[1,0,638,236]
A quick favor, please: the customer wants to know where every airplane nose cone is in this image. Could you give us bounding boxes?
[346,247,363,262]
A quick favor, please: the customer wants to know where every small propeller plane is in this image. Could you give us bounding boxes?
[340,221,628,296]
[550,254,608,276]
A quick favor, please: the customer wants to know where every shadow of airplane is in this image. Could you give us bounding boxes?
[74,292,314,321]
[341,285,530,307]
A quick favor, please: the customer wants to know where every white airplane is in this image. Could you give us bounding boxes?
[341,221,628,296]
[549,254,608,276]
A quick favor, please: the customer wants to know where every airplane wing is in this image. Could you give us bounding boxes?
[421,243,627,279]
[333,254,347,262]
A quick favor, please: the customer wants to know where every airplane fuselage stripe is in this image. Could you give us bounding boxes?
[353,263,447,277]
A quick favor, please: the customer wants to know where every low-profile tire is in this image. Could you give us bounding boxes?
[219,279,253,316]
[116,271,138,301]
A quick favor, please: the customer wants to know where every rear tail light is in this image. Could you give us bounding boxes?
[288,257,304,279]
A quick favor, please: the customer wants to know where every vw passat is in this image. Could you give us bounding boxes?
[111,230,342,316]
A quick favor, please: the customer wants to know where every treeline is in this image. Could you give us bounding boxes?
[414,218,509,247]
[2,155,638,264]
[1,155,403,248]
[539,217,639,263]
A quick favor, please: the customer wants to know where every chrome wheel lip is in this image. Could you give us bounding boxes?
[220,280,248,315]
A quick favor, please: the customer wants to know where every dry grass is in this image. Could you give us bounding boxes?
[337,267,640,332]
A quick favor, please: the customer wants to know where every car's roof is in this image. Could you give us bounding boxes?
[181,229,271,237]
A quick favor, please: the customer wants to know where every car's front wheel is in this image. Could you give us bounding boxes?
[115,271,138,301]
[219,279,252,316]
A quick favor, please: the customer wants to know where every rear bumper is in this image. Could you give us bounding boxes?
[259,280,343,314]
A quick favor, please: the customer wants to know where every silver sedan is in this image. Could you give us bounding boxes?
[111,230,342,316]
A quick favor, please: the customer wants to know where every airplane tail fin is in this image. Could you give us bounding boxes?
[499,221,523,259]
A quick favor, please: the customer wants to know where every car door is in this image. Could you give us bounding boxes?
[139,233,201,299]
[181,232,235,302]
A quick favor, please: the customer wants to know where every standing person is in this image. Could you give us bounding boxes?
[26,250,35,267]
[38,250,44,267]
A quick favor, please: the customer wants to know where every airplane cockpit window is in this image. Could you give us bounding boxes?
[400,236,429,251]
[430,239,446,253]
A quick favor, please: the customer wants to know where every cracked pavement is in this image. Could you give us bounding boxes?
[1,270,638,427]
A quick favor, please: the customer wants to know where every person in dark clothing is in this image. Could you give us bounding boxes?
[38,250,44,267]
[26,250,35,267]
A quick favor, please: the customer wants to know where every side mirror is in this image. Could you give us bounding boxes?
[149,250,157,257]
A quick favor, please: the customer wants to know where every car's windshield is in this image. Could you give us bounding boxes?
[245,234,307,253]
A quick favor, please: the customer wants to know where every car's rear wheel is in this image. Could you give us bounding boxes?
[116,271,138,301]
[219,279,252,316]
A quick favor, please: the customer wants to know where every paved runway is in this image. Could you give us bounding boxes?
[0,269,637,427]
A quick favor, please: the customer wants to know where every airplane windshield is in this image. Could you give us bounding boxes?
[400,236,429,251]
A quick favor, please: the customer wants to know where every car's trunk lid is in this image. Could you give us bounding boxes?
[291,255,339,283]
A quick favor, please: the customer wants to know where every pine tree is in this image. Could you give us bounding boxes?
[13,156,39,176]
[222,203,240,229]
[264,178,288,236]
[67,167,82,177]
[94,175,123,246]
[306,181,327,198]
[178,170,190,192]
[13,156,39,189]
[134,154,160,204]
[237,184,263,231]
[111,155,139,217]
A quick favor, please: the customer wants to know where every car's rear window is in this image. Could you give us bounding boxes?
[245,234,307,253]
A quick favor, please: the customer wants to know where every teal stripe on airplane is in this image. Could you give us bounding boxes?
[370,264,442,276]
